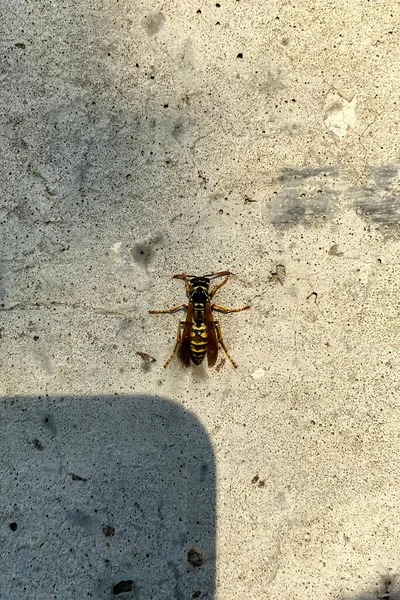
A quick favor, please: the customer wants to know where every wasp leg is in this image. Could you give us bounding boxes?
[172,274,191,295]
[164,321,186,368]
[210,276,230,298]
[149,303,188,314]
[212,303,250,313]
[214,320,238,368]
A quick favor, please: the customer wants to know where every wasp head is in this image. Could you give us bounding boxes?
[189,277,210,302]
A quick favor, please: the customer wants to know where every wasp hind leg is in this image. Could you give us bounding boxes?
[163,321,186,368]
[149,303,188,314]
[214,320,238,369]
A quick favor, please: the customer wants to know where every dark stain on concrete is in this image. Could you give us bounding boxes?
[142,12,165,36]
[268,167,339,228]
[131,234,164,268]
[353,165,400,228]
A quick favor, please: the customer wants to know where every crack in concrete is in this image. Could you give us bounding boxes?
[0,300,136,316]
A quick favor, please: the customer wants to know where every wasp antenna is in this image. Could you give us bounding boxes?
[203,271,232,278]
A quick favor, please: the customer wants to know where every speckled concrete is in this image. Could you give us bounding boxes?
[1,1,400,599]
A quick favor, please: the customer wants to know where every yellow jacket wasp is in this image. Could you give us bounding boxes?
[149,271,250,368]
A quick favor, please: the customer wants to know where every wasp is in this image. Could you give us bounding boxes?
[149,271,250,368]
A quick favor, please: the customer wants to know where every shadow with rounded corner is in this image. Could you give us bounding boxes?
[339,575,400,600]
[0,394,215,599]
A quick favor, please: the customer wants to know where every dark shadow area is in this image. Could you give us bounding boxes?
[349,595,400,600]
[340,574,400,600]
[0,395,215,599]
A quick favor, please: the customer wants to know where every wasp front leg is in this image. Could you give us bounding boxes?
[149,303,188,314]
[214,320,238,368]
[211,303,250,313]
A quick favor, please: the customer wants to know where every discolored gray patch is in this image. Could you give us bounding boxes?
[142,12,165,36]
[65,508,93,532]
[355,196,400,226]
[131,235,164,268]
[353,165,400,228]
[370,164,398,189]
[34,350,55,374]
[172,120,185,141]
[268,167,339,228]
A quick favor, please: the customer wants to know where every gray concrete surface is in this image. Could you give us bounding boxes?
[1,1,400,598]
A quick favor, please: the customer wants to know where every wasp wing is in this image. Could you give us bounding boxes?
[179,302,193,366]
[206,303,218,367]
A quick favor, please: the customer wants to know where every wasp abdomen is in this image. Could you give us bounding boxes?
[190,321,208,365]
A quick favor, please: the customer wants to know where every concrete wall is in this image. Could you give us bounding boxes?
[1,0,400,598]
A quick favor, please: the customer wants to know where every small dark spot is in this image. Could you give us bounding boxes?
[244,196,257,203]
[377,258,382,263]
[33,335,39,341]
[219,209,223,214]
[192,593,202,599]
[251,474,259,484]
[258,479,265,488]
[163,104,169,108]
[71,473,88,482]
[103,525,115,537]
[187,548,204,568]
[112,580,134,595]
[9,522,18,532]
[196,9,201,13]
[33,439,43,450]
[216,2,221,5]
[15,42,26,49]
[237,52,243,58]
[136,352,156,364]
[126,174,132,180]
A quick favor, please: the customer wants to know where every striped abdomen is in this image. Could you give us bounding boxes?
[190,319,208,365]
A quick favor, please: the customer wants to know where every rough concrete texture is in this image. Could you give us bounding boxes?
[1,1,400,599]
